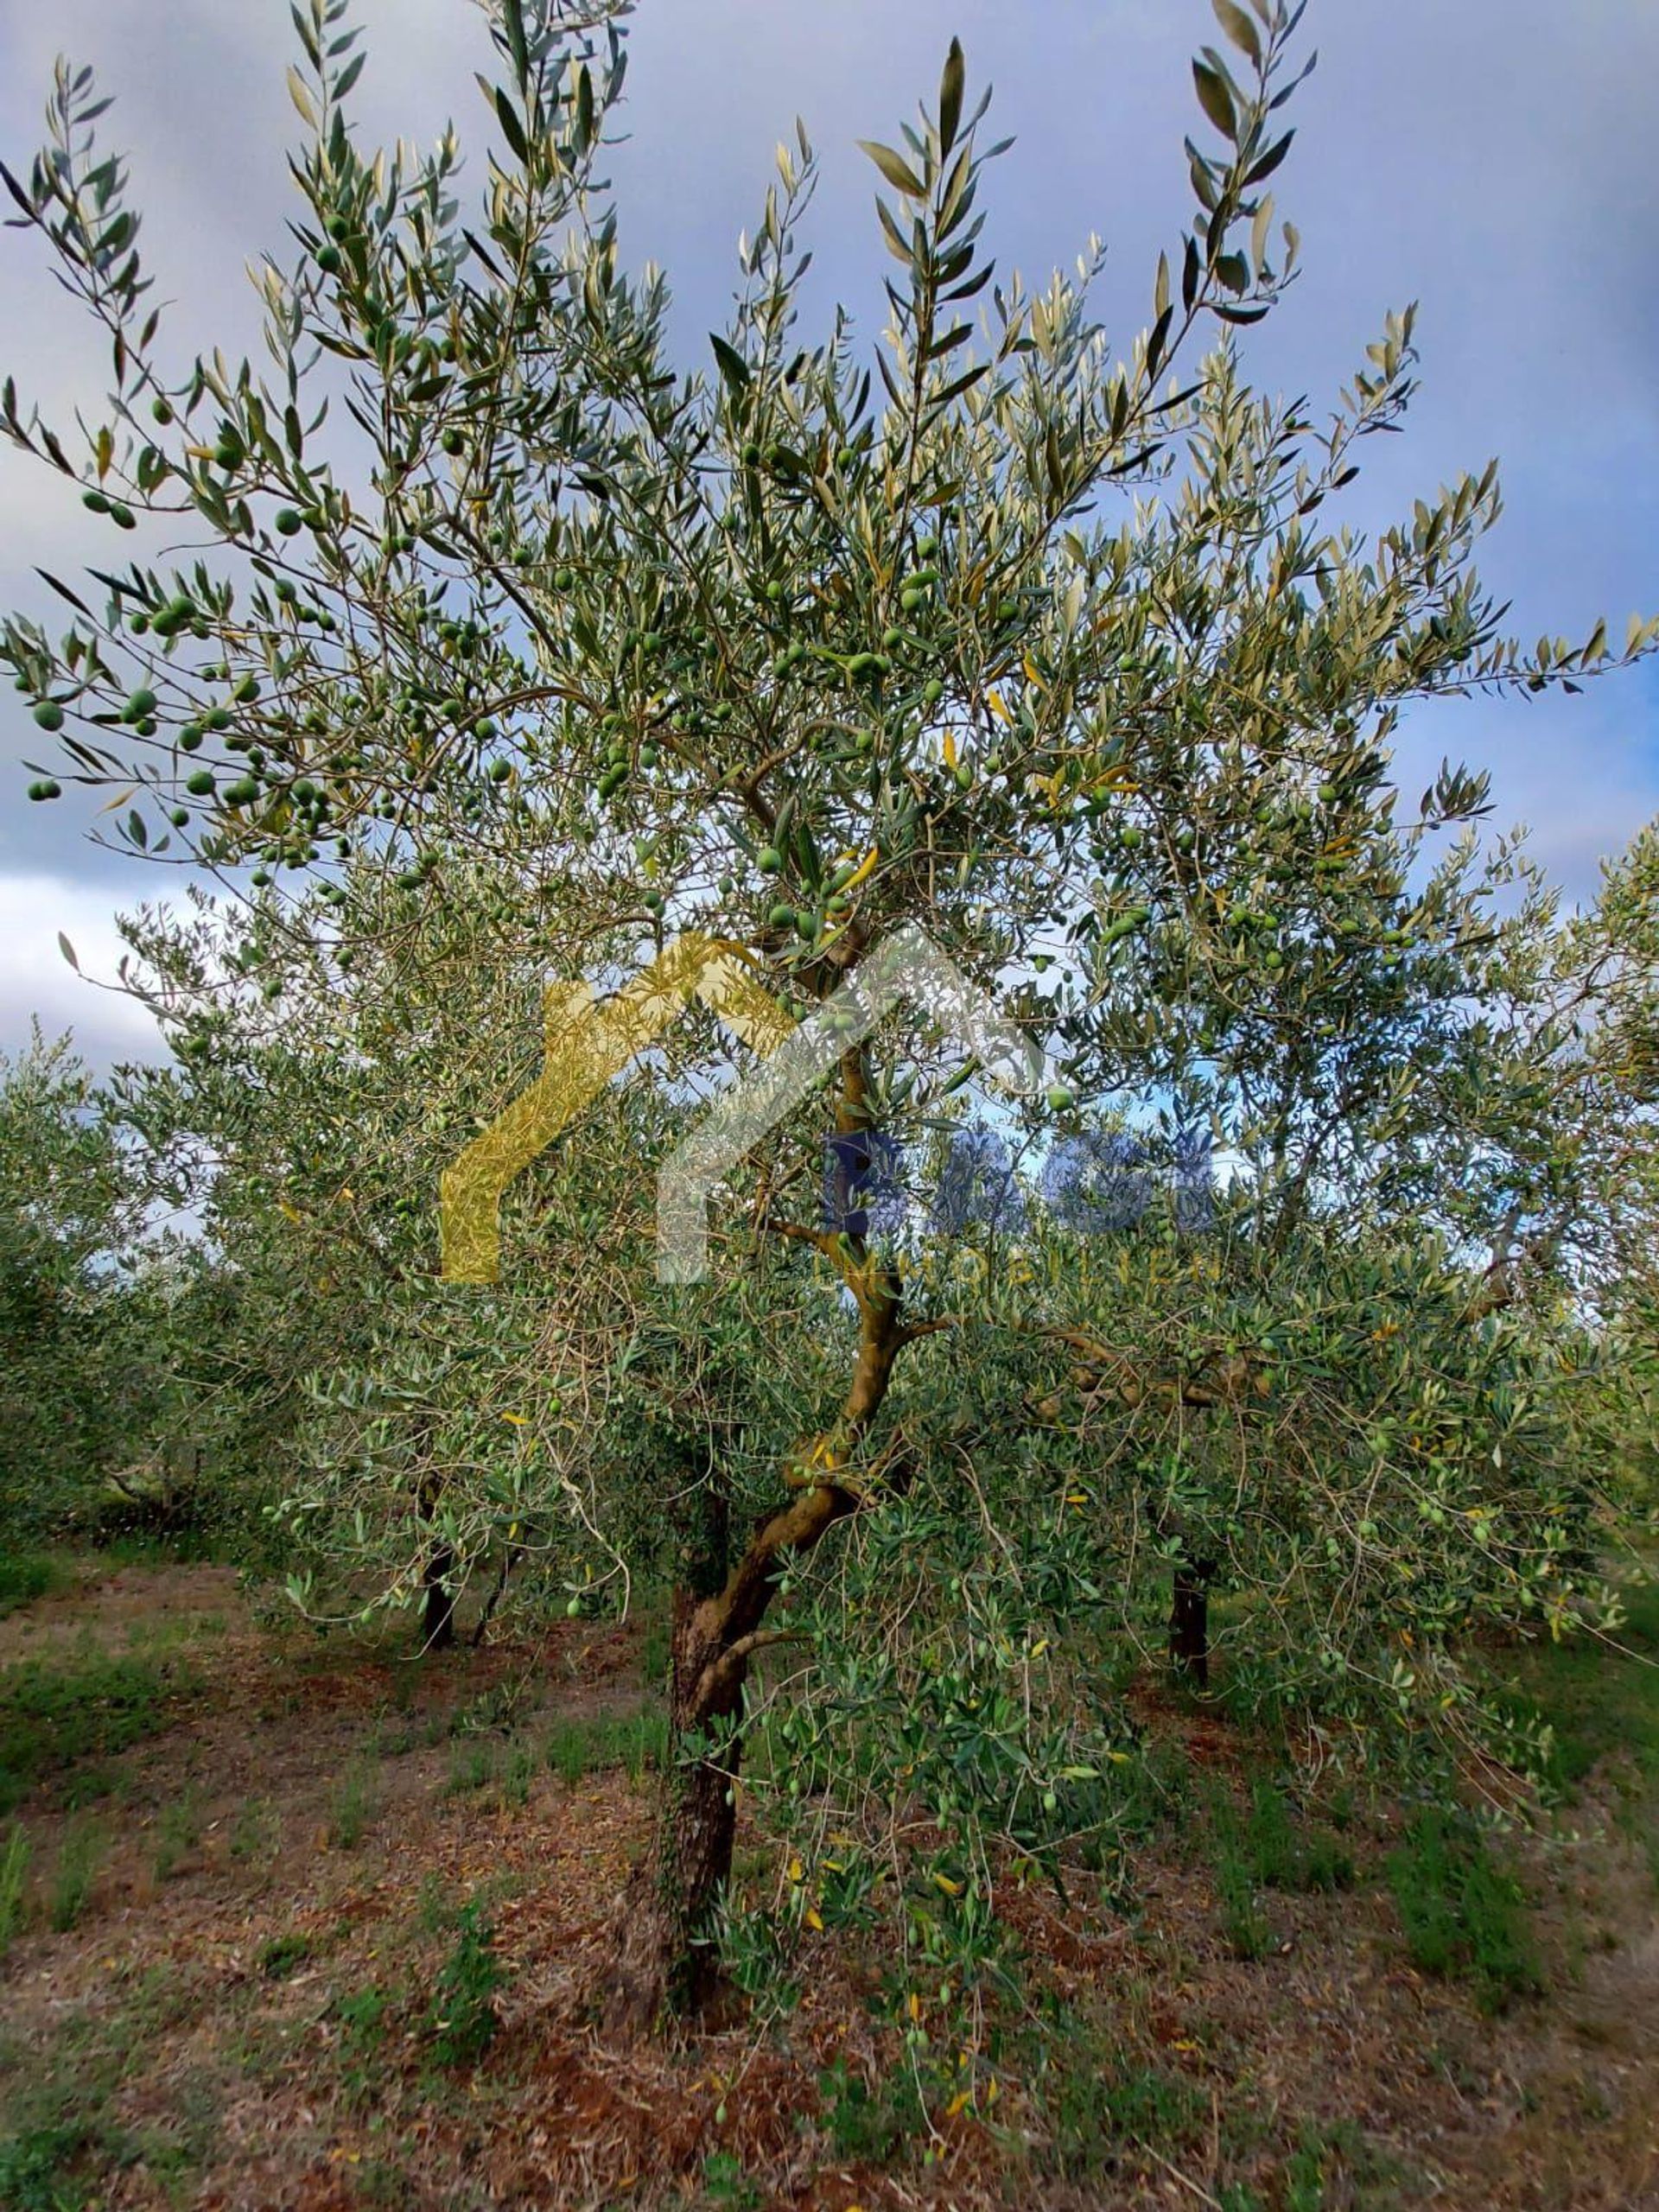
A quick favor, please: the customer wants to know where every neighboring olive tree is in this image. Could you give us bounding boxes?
[0,1029,162,1535]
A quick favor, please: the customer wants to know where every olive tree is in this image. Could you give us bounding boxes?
[4,0,1651,2016]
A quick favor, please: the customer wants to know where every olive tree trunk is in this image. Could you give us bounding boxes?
[601,1048,923,2031]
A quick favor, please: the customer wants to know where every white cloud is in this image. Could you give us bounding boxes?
[0,873,166,1071]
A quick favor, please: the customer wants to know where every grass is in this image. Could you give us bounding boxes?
[332,1982,394,2107]
[425,1902,505,2066]
[1503,1573,1659,1889]
[257,1931,314,1980]
[1279,2117,1408,2209]
[48,1820,105,1934]
[544,1705,666,1786]
[0,1554,68,1621]
[227,1794,276,1862]
[152,1787,201,1883]
[502,1742,536,1808]
[814,2056,929,2164]
[1204,1777,1354,1958]
[1385,1807,1541,2013]
[0,1980,222,2210]
[1033,2017,1205,2180]
[0,1651,190,1814]
[0,1824,29,1959]
[328,1760,379,1848]
[444,1739,499,1797]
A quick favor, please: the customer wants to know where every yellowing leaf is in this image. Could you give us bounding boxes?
[839,846,879,893]
[786,1855,804,1883]
[804,1907,824,1931]
[931,1872,962,1897]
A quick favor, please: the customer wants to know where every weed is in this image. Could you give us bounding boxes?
[639,1605,671,1688]
[328,1761,378,1849]
[815,2056,927,2164]
[1207,1790,1270,1959]
[48,1821,104,1932]
[1245,1780,1354,1893]
[1386,1808,1541,2012]
[1281,2117,1405,2209]
[426,1902,505,2065]
[445,1739,498,1796]
[0,2116,133,2209]
[0,1554,67,1621]
[257,1932,314,1980]
[1204,1778,1355,1958]
[544,1706,666,1786]
[701,2147,766,2209]
[333,1983,392,2107]
[1037,2018,1204,2179]
[0,1825,29,1959]
[228,1796,276,1861]
[502,1743,535,1808]
[152,1787,201,1883]
[0,1653,188,1814]
[416,1872,459,1937]
[1503,1575,1659,1893]
[450,1680,532,1736]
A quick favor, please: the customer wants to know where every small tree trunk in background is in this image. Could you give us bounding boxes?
[1169,1556,1215,1688]
[422,1545,456,1651]
[416,1470,454,1652]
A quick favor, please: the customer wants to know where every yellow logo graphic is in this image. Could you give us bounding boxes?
[440,934,794,1284]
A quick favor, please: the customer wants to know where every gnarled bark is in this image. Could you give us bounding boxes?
[601,1047,918,2032]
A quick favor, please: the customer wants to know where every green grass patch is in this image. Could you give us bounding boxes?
[327,1760,378,1848]
[425,1902,505,2066]
[0,1652,191,1814]
[48,1820,105,1933]
[0,1824,29,1959]
[257,1932,315,1980]
[814,2056,929,2164]
[1385,1807,1541,2012]
[152,1787,201,1883]
[0,1987,221,2209]
[443,1739,498,1797]
[1501,1573,1659,1887]
[1203,1777,1354,1958]
[1037,2037,1205,2178]
[543,1705,665,1786]
[0,1554,68,1621]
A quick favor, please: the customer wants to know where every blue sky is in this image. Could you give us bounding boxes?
[0,0,1655,1066]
